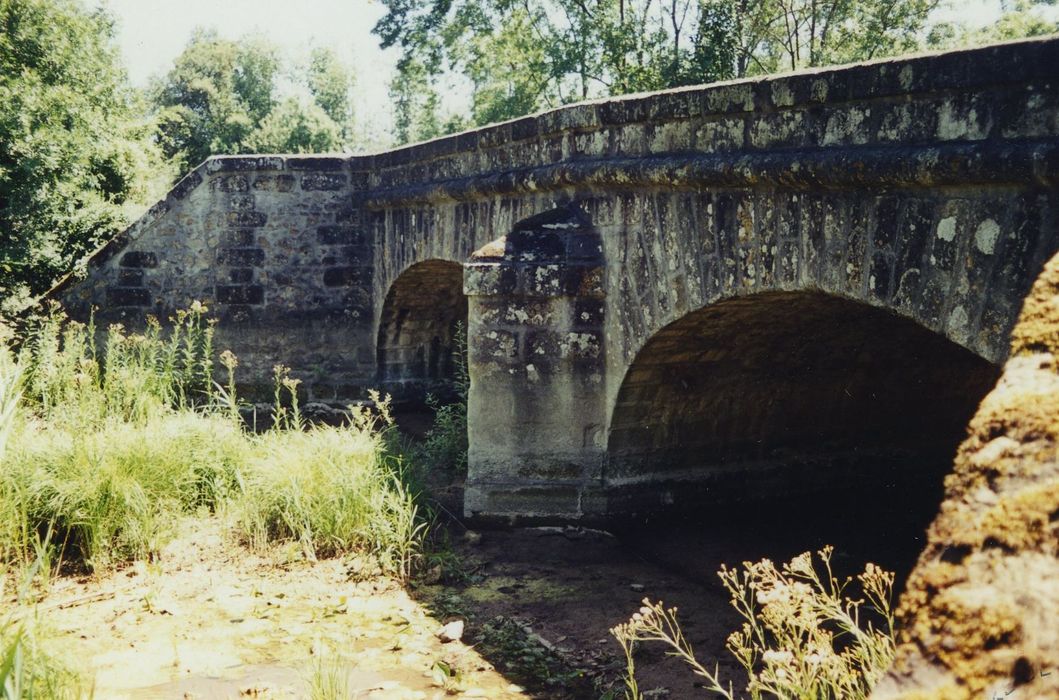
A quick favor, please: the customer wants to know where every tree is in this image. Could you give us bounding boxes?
[374,0,946,141]
[151,34,361,169]
[246,98,344,153]
[0,0,170,308]
[151,30,281,173]
[928,0,1058,49]
[306,47,356,146]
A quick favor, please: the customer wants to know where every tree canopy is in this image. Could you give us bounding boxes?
[0,0,170,308]
[150,33,357,173]
[375,0,1057,143]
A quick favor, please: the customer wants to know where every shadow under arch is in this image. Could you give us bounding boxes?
[376,259,468,409]
[604,290,1000,581]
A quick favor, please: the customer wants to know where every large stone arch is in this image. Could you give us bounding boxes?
[602,288,1000,514]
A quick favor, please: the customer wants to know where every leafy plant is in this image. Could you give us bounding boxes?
[416,324,468,475]
[0,0,174,310]
[233,391,426,580]
[611,547,895,700]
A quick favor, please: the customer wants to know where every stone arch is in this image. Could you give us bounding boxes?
[603,289,1000,514]
[375,259,468,405]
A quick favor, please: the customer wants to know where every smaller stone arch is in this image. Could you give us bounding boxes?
[376,259,468,405]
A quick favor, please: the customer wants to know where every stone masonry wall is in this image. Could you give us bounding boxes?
[55,156,374,401]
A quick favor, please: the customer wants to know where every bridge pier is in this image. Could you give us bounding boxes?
[463,204,608,522]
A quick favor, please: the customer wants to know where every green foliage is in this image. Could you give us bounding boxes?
[233,392,426,579]
[0,0,172,307]
[375,0,944,141]
[151,32,358,172]
[0,307,427,583]
[612,548,896,699]
[150,29,281,172]
[416,326,468,475]
[470,616,590,695]
[1,306,244,572]
[929,0,1058,49]
[0,619,90,699]
[246,97,344,155]
[306,47,357,143]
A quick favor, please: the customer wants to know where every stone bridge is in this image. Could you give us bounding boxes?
[55,37,1059,523]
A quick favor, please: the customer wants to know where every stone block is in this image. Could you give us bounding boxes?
[252,174,296,192]
[317,226,364,245]
[322,266,369,288]
[216,285,264,305]
[229,268,253,284]
[120,251,158,268]
[117,268,144,286]
[301,173,347,191]
[226,211,267,227]
[519,264,563,297]
[106,287,151,307]
[211,175,248,193]
[464,263,518,296]
[217,248,265,267]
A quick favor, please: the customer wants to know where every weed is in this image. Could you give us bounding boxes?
[306,652,352,700]
[232,393,426,579]
[0,561,92,699]
[416,324,468,475]
[0,307,429,583]
[611,547,896,700]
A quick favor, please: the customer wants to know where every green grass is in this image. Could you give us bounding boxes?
[233,403,425,578]
[0,304,432,697]
[0,305,426,584]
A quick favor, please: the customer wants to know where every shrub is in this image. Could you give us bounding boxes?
[0,306,427,582]
[611,547,896,700]
[0,412,246,571]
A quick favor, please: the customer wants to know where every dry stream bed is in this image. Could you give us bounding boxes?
[9,488,930,699]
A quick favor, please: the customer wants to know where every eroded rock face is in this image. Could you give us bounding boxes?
[874,253,1059,699]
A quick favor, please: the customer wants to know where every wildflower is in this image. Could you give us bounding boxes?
[763,650,794,665]
[219,350,239,370]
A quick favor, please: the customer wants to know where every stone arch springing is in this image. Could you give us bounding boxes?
[604,290,999,509]
[376,259,468,406]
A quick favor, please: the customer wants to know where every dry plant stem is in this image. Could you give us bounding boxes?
[612,547,896,700]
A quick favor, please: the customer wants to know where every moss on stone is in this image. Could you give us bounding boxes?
[874,253,1059,699]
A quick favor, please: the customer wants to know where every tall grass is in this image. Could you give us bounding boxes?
[234,392,426,578]
[0,306,425,582]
